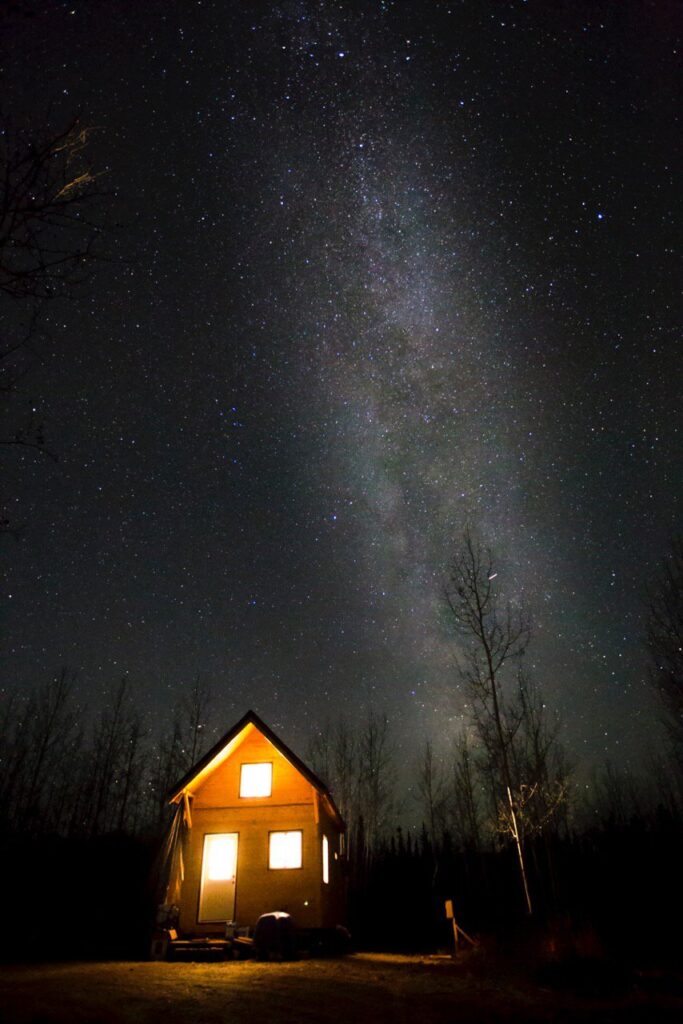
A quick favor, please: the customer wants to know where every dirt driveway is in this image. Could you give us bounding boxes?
[0,953,680,1024]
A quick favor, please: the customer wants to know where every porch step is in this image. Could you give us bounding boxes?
[150,926,256,962]
[168,938,231,961]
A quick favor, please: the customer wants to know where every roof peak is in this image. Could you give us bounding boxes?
[166,709,345,830]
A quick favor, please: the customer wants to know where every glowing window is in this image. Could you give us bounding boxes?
[322,834,329,884]
[240,762,272,798]
[269,830,303,869]
[204,833,238,882]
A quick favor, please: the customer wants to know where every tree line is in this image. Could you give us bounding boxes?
[0,672,213,842]
[2,531,681,960]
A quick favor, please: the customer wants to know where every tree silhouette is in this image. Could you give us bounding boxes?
[1,115,109,481]
[646,537,683,772]
[445,528,533,913]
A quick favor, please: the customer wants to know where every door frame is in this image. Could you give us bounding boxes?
[197,831,239,924]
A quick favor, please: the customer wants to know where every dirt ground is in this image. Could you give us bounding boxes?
[1,952,681,1024]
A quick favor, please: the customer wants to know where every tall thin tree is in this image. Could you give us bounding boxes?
[445,529,533,913]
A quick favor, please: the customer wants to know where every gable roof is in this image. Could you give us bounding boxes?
[167,709,345,830]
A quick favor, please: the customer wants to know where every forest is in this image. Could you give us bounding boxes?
[1,535,681,969]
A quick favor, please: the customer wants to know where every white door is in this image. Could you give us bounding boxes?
[198,833,238,923]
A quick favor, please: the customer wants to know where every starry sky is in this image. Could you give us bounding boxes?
[2,1,681,775]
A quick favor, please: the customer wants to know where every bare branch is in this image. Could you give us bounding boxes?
[645,537,683,769]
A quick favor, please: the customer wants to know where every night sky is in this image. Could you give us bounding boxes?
[2,1,681,778]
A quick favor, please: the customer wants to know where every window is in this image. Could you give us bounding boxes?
[322,834,329,884]
[269,830,302,869]
[239,762,272,798]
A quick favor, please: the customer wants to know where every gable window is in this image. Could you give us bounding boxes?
[240,762,272,798]
[322,834,329,884]
[269,830,302,869]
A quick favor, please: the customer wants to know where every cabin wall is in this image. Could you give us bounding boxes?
[317,809,347,929]
[179,804,324,933]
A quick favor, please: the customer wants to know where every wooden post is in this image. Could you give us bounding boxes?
[445,899,458,959]
[445,898,477,958]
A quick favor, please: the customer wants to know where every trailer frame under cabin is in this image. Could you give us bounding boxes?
[159,710,346,955]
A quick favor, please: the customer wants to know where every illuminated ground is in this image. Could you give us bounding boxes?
[0,953,680,1023]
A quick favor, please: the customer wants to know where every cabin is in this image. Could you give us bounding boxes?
[163,710,346,941]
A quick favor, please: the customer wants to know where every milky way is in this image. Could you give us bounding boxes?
[2,2,680,777]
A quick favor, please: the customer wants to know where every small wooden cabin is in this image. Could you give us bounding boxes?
[165,710,346,938]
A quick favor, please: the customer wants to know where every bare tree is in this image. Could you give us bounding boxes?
[147,718,185,831]
[447,729,483,852]
[0,117,106,304]
[357,709,395,857]
[415,739,447,887]
[587,762,644,828]
[505,671,571,837]
[332,718,360,838]
[116,715,147,834]
[415,739,447,848]
[311,711,396,865]
[646,537,683,771]
[1,115,109,478]
[308,716,360,858]
[445,529,533,912]
[177,675,213,772]
[0,668,82,835]
[88,678,145,835]
[145,677,214,831]
[307,723,333,788]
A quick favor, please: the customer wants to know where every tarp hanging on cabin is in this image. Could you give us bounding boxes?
[151,800,186,907]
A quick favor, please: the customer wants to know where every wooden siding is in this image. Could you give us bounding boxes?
[192,727,313,809]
